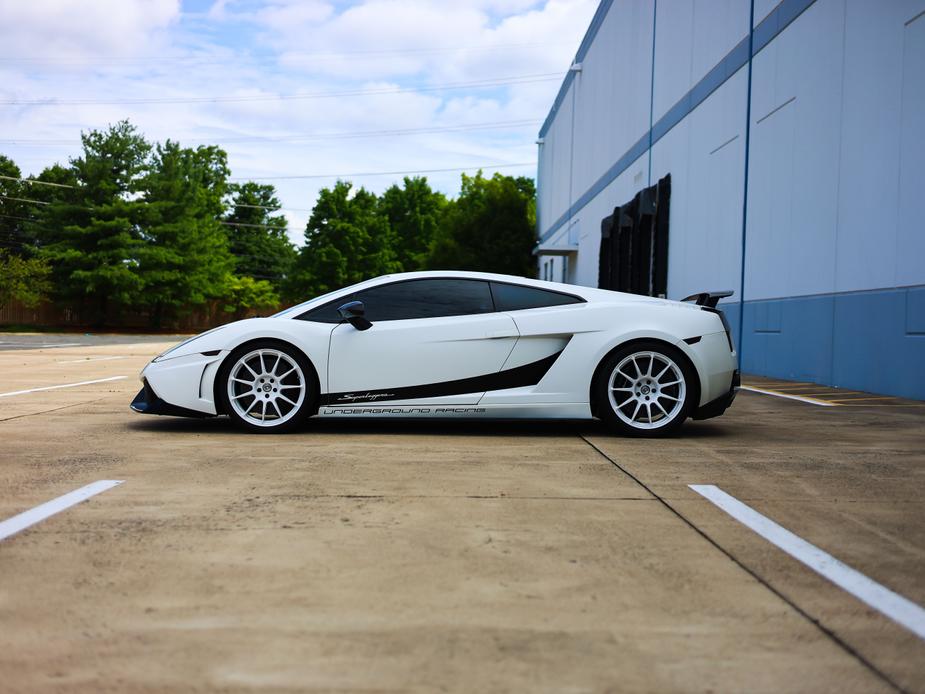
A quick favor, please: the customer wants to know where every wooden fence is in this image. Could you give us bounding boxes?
[0,298,280,332]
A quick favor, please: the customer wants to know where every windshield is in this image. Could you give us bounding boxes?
[270,275,393,318]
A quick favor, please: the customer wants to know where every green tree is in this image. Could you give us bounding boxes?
[222,275,279,318]
[36,121,151,325]
[29,164,79,204]
[427,172,537,277]
[224,182,296,293]
[20,164,80,254]
[290,181,400,297]
[0,155,31,253]
[511,175,536,200]
[0,251,51,310]
[379,176,446,271]
[138,141,235,328]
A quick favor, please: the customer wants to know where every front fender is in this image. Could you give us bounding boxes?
[144,318,335,412]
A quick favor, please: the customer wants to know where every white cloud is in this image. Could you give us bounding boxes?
[0,0,180,60]
[256,0,334,30]
[207,0,231,20]
[0,0,598,246]
[262,0,594,83]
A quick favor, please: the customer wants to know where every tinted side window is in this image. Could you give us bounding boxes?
[359,279,493,320]
[490,282,583,311]
[296,279,494,323]
[298,300,346,323]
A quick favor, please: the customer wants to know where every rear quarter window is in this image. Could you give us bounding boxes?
[490,282,584,311]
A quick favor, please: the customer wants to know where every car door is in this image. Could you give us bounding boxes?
[325,278,519,406]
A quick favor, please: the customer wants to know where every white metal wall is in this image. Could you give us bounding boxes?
[834,0,925,292]
[537,85,573,238]
[652,0,750,118]
[745,0,845,301]
[652,69,748,300]
[570,0,653,198]
[536,0,925,299]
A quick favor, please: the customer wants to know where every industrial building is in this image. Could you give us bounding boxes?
[535,0,925,399]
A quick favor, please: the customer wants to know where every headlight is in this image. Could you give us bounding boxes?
[153,326,224,362]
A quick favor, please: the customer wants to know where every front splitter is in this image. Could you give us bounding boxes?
[131,379,212,418]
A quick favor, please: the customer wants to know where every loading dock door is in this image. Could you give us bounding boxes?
[598,174,670,297]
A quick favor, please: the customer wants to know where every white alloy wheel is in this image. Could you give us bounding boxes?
[607,350,687,430]
[226,348,306,428]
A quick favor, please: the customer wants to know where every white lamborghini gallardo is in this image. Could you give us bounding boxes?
[132,271,739,436]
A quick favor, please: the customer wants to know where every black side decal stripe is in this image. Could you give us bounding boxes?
[320,350,564,405]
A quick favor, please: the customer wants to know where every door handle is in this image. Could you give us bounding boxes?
[486,331,518,339]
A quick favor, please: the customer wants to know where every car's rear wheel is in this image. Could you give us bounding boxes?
[594,341,695,437]
[218,341,315,433]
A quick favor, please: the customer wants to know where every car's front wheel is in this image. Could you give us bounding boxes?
[594,341,695,437]
[218,341,316,433]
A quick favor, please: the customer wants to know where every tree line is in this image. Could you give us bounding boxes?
[0,120,537,328]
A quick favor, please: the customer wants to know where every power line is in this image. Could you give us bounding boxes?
[228,161,535,181]
[277,41,572,59]
[0,230,288,269]
[231,203,287,210]
[0,41,572,66]
[0,194,49,205]
[1,72,563,107]
[0,175,75,189]
[0,213,37,222]
[0,211,288,234]
[2,159,535,191]
[0,118,541,147]
[231,202,306,212]
[0,207,288,232]
[221,220,287,230]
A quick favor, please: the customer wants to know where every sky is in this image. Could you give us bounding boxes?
[0,0,598,246]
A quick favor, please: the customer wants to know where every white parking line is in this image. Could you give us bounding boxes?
[690,484,925,641]
[0,480,124,542]
[0,376,126,398]
[34,343,82,348]
[56,356,126,364]
[740,385,837,406]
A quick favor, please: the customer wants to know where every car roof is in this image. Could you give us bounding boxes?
[368,270,594,295]
[273,270,667,318]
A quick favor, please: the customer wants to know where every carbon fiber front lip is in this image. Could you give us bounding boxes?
[130,380,212,418]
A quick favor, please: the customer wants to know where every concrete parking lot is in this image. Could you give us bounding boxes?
[1,334,923,692]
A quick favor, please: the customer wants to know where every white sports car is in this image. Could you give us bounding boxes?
[132,271,739,436]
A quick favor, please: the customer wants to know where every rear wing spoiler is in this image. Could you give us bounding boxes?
[681,290,734,309]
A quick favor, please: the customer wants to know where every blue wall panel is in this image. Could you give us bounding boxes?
[742,294,834,384]
[726,286,925,400]
[831,287,925,400]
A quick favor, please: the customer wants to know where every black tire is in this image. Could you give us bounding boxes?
[216,339,317,434]
[593,340,696,437]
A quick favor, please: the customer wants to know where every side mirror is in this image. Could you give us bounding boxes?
[337,300,372,331]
